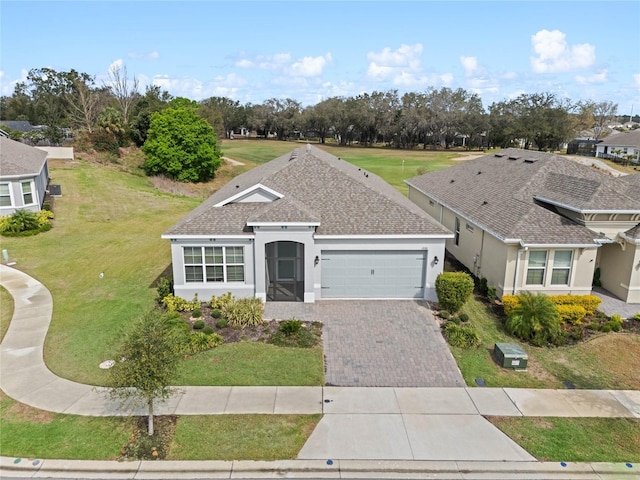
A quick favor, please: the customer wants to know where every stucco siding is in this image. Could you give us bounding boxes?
[598,242,640,303]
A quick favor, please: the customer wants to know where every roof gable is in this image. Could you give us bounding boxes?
[214,183,283,206]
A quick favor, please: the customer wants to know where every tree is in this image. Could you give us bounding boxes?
[200,96,246,139]
[589,101,618,141]
[107,310,182,436]
[105,63,139,126]
[130,85,172,146]
[142,99,222,182]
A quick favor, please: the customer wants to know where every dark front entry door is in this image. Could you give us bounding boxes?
[265,241,304,301]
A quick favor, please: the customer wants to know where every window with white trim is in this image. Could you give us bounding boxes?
[184,246,244,283]
[21,181,34,205]
[526,251,547,285]
[551,250,572,285]
[0,183,11,207]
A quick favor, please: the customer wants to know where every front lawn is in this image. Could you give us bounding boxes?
[0,285,13,342]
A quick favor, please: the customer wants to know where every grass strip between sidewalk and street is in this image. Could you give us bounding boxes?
[488,416,640,463]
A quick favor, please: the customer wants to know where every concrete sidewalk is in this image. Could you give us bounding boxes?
[1,264,639,467]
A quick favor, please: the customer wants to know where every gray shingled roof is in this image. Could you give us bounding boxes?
[165,145,451,237]
[0,137,48,177]
[405,148,640,246]
[598,130,640,148]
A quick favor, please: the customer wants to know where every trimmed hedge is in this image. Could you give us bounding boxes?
[435,271,474,313]
[556,304,587,325]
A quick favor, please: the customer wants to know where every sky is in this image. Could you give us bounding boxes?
[1,0,639,113]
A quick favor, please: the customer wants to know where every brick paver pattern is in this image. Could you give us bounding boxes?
[264,300,465,387]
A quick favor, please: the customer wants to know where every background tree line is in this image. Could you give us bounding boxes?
[0,66,629,154]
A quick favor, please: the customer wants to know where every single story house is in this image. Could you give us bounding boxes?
[406,148,640,304]
[163,145,452,303]
[0,137,49,216]
[595,130,640,163]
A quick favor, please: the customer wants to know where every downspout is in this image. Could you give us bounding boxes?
[513,247,525,295]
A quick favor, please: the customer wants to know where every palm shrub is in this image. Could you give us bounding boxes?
[225,297,264,328]
[505,292,563,346]
[443,322,480,349]
[435,272,474,313]
[0,209,50,236]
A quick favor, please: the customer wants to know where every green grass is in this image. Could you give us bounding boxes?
[488,417,640,462]
[1,160,201,384]
[0,285,14,342]
[451,297,640,389]
[175,342,324,386]
[168,414,321,460]
[0,392,133,460]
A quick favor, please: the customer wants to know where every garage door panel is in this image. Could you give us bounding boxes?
[321,250,426,298]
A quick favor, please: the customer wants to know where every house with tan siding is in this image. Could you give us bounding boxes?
[406,148,640,304]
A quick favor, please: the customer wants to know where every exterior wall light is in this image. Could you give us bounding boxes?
[314,255,320,266]
[433,256,439,265]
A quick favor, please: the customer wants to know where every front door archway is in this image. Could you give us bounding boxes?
[265,241,305,301]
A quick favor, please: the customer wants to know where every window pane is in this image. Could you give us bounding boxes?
[226,265,244,282]
[226,247,244,263]
[0,196,10,207]
[185,266,203,282]
[551,269,569,285]
[528,251,547,267]
[206,265,224,282]
[0,184,9,195]
[184,247,202,264]
[526,269,544,285]
[21,182,32,194]
[204,247,223,264]
[554,250,572,267]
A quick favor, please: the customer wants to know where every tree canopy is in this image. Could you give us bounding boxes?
[142,98,222,182]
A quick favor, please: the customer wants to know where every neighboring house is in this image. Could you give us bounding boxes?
[0,137,49,216]
[406,148,640,304]
[0,120,36,133]
[595,130,640,163]
[164,145,452,303]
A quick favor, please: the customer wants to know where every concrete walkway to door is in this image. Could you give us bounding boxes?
[264,300,465,387]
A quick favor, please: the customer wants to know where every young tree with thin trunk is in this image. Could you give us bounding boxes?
[107,310,182,436]
[106,63,139,126]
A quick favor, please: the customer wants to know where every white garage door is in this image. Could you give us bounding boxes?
[321,250,427,298]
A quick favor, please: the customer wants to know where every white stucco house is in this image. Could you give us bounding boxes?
[0,137,50,216]
[406,149,640,304]
[163,145,452,303]
[595,130,640,163]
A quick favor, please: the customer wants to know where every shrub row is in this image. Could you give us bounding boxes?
[162,292,264,329]
[502,294,602,323]
[0,209,54,236]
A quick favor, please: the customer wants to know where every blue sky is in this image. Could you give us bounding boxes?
[1,1,639,113]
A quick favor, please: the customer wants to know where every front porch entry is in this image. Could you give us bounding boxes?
[265,241,305,301]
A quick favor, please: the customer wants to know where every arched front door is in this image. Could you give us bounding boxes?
[265,241,305,301]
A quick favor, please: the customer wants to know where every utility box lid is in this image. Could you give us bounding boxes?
[493,343,528,370]
[49,184,62,196]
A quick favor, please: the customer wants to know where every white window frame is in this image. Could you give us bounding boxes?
[0,183,13,207]
[183,246,245,283]
[526,250,547,285]
[550,250,573,286]
[21,180,35,206]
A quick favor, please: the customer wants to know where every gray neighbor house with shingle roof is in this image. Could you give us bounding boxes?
[0,137,49,216]
[406,148,640,304]
[163,145,452,303]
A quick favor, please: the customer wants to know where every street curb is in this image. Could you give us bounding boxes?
[1,457,636,479]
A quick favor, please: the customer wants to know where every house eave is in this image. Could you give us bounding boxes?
[315,234,454,240]
[519,241,599,248]
[248,221,320,227]
[161,234,253,240]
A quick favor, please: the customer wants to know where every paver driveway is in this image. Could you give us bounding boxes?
[264,300,465,387]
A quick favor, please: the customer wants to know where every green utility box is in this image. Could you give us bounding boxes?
[493,343,528,370]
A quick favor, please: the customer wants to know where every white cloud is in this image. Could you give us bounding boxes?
[367,43,423,80]
[108,59,123,72]
[152,74,204,98]
[530,29,595,73]
[575,69,608,85]
[127,51,160,60]
[460,56,478,76]
[235,53,292,70]
[289,53,332,77]
[235,59,254,68]
[0,69,28,96]
[633,73,640,89]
